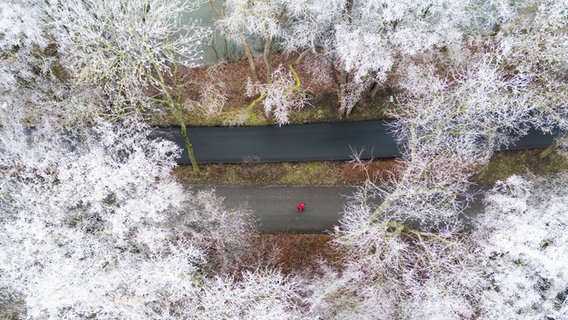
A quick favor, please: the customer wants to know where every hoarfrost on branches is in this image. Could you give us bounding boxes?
[47,0,209,107]
[199,270,306,320]
[0,112,265,318]
[246,65,310,125]
[475,174,568,319]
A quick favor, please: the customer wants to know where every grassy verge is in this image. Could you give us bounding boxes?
[475,149,568,185]
[172,159,399,186]
[173,150,567,186]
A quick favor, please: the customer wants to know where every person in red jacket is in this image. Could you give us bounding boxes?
[297,201,305,212]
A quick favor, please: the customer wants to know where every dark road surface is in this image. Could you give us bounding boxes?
[195,185,487,233]
[156,121,395,163]
[170,122,557,232]
[196,185,355,233]
[155,121,558,164]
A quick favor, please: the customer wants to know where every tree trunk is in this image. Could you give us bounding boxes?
[338,70,349,118]
[207,0,259,83]
[180,122,200,173]
[540,132,568,159]
[263,36,272,83]
[242,37,260,83]
[152,63,201,173]
[369,82,382,100]
[292,48,312,67]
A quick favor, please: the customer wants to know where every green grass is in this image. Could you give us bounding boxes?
[173,162,344,186]
[173,150,568,186]
[475,150,568,185]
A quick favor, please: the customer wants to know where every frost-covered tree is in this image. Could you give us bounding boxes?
[245,65,309,125]
[0,106,278,317]
[331,0,462,116]
[209,0,313,124]
[280,0,538,117]
[199,270,306,319]
[212,0,288,83]
[173,188,257,273]
[319,29,566,317]
[0,116,195,318]
[47,0,207,101]
[305,183,482,319]
[279,0,453,116]
[474,174,568,320]
[497,0,568,157]
[0,0,96,128]
[45,0,209,172]
[367,53,538,231]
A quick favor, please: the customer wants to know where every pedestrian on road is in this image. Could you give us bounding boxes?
[297,201,305,212]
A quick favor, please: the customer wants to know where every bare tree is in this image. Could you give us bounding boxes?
[245,65,309,125]
[474,174,568,319]
[304,182,482,319]
[46,0,210,172]
[199,269,306,319]
[0,112,267,318]
[317,23,566,316]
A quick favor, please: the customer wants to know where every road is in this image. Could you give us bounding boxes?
[154,121,395,163]
[195,185,489,233]
[173,122,557,232]
[154,121,558,164]
[195,185,355,233]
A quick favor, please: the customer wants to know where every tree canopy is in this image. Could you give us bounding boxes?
[1,0,566,318]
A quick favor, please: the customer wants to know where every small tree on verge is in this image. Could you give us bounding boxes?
[245,65,309,125]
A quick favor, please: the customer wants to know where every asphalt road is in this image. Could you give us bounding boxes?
[155,121,396,164]
[167,122,557,232]
[195,185,355,233]
[195,185,489,233]
[155,121,558,164]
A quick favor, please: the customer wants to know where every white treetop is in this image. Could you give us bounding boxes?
[220,0,287,43]
[0,110,281,317]
[199,270,306,319]
[46,0,208,105]
[475,174,568,319]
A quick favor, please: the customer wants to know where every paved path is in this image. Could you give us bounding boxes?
[155,121,395,163]
[194,185,355,233]
[193,185,488,233]
[155,122,557,164]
